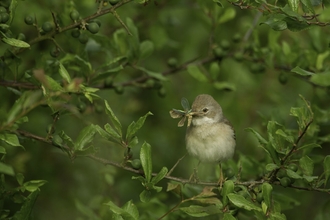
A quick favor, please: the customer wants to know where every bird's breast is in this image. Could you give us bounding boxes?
[185,122,235,163]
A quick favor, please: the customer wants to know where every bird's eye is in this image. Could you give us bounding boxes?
[202,108,209,113]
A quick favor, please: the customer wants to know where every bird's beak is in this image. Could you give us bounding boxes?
[187,111,202,117]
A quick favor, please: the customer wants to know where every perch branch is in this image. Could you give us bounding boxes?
[14,129,330,194]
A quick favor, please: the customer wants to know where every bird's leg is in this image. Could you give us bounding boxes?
[188,161,201,183]
[217,163,225,188]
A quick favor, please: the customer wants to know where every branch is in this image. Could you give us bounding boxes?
[268,118,313,182]
[0,55,214,91]
[14,129,330,194]
[116,56,215,88]
[281,120,313,164]
[4,0,134,57]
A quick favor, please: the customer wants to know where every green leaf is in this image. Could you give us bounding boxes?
[151,185,162,193]
[1,36,30,48]
[135,66,167,81]
[167,182,182,193]
[180,205,222,217]
[209,62,220,80]
[187,65,208,82]
[74,124,97,151]
[61,54,92,72]
[0,133,22,147]
[291,66,314,76]
[213,82,236,91]
[6,91,42,124]
[151,167,168,185]
[126,17,139,60]
[213,0,223,7]
[227,193,262,211]
[316,51,330,70]
[194,196,222,205]
[16,173,24,185]
[121,200,139,220]
[282,41,291,56]
[0,162,15,176]
[59,131,75,149]
[0,146,6,154]
[298,143,321,151]
[139,40,154,59]
[275,129,294,143]
[266,163,279,171]
[285,17,310,32]
[275,129,294,144]
[290,95,313,131]
[139,189,152,203]
[140,142,152,182]
[261,202,268,215]
[44,75,64,91]
[281,5,305,21]
[135,0,149,4]
[267,121,287,154]
[310,71,330,87]
[299,155,314,176]
[300,0,315,13]
[23,180,47,192]
[288,0,299,11]
[302,175,318,183]
[104,123,121,140]
[59,63,72,83]
[105,200,139,220]
[245,128,268,145]
[261,14,287,31]
[126,112,153,141]
[286,169,302,179]
[223,213,236,220]
[290,107,305,130]
[218,8,236,24]
[221,180,234,206]
[12,190,39,220]
[245,128,280,165]
[269,212,287,220]
[104,100,122,136]
[92,65,124,83]
[132,175,145,184]
[128,136,139,147]
[0,24,9,29]
[323,155,330,185]
[262,183,273,208]
[98,56,127,69]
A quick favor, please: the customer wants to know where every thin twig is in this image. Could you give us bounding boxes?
[243,11,262,42]
[167,153,186,176]
[158,200,182,220]
[268,119,313,182]
[112,10,132,36]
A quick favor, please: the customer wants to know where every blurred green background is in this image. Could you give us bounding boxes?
[1,0,330,219]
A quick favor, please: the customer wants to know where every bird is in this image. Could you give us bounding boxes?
[185,94,236,184]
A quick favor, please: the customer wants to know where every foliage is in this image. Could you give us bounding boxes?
[0,0,330,219]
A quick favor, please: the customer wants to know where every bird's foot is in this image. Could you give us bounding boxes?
[188,168,199,183]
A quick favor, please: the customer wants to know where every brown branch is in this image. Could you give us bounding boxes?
[281,120,313,164]
[0,81,39,89]
[0,55,214,91]
[6,0,134,57]
[268,119,313,182]
[13,128,330,194]
[116,56,215,87]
